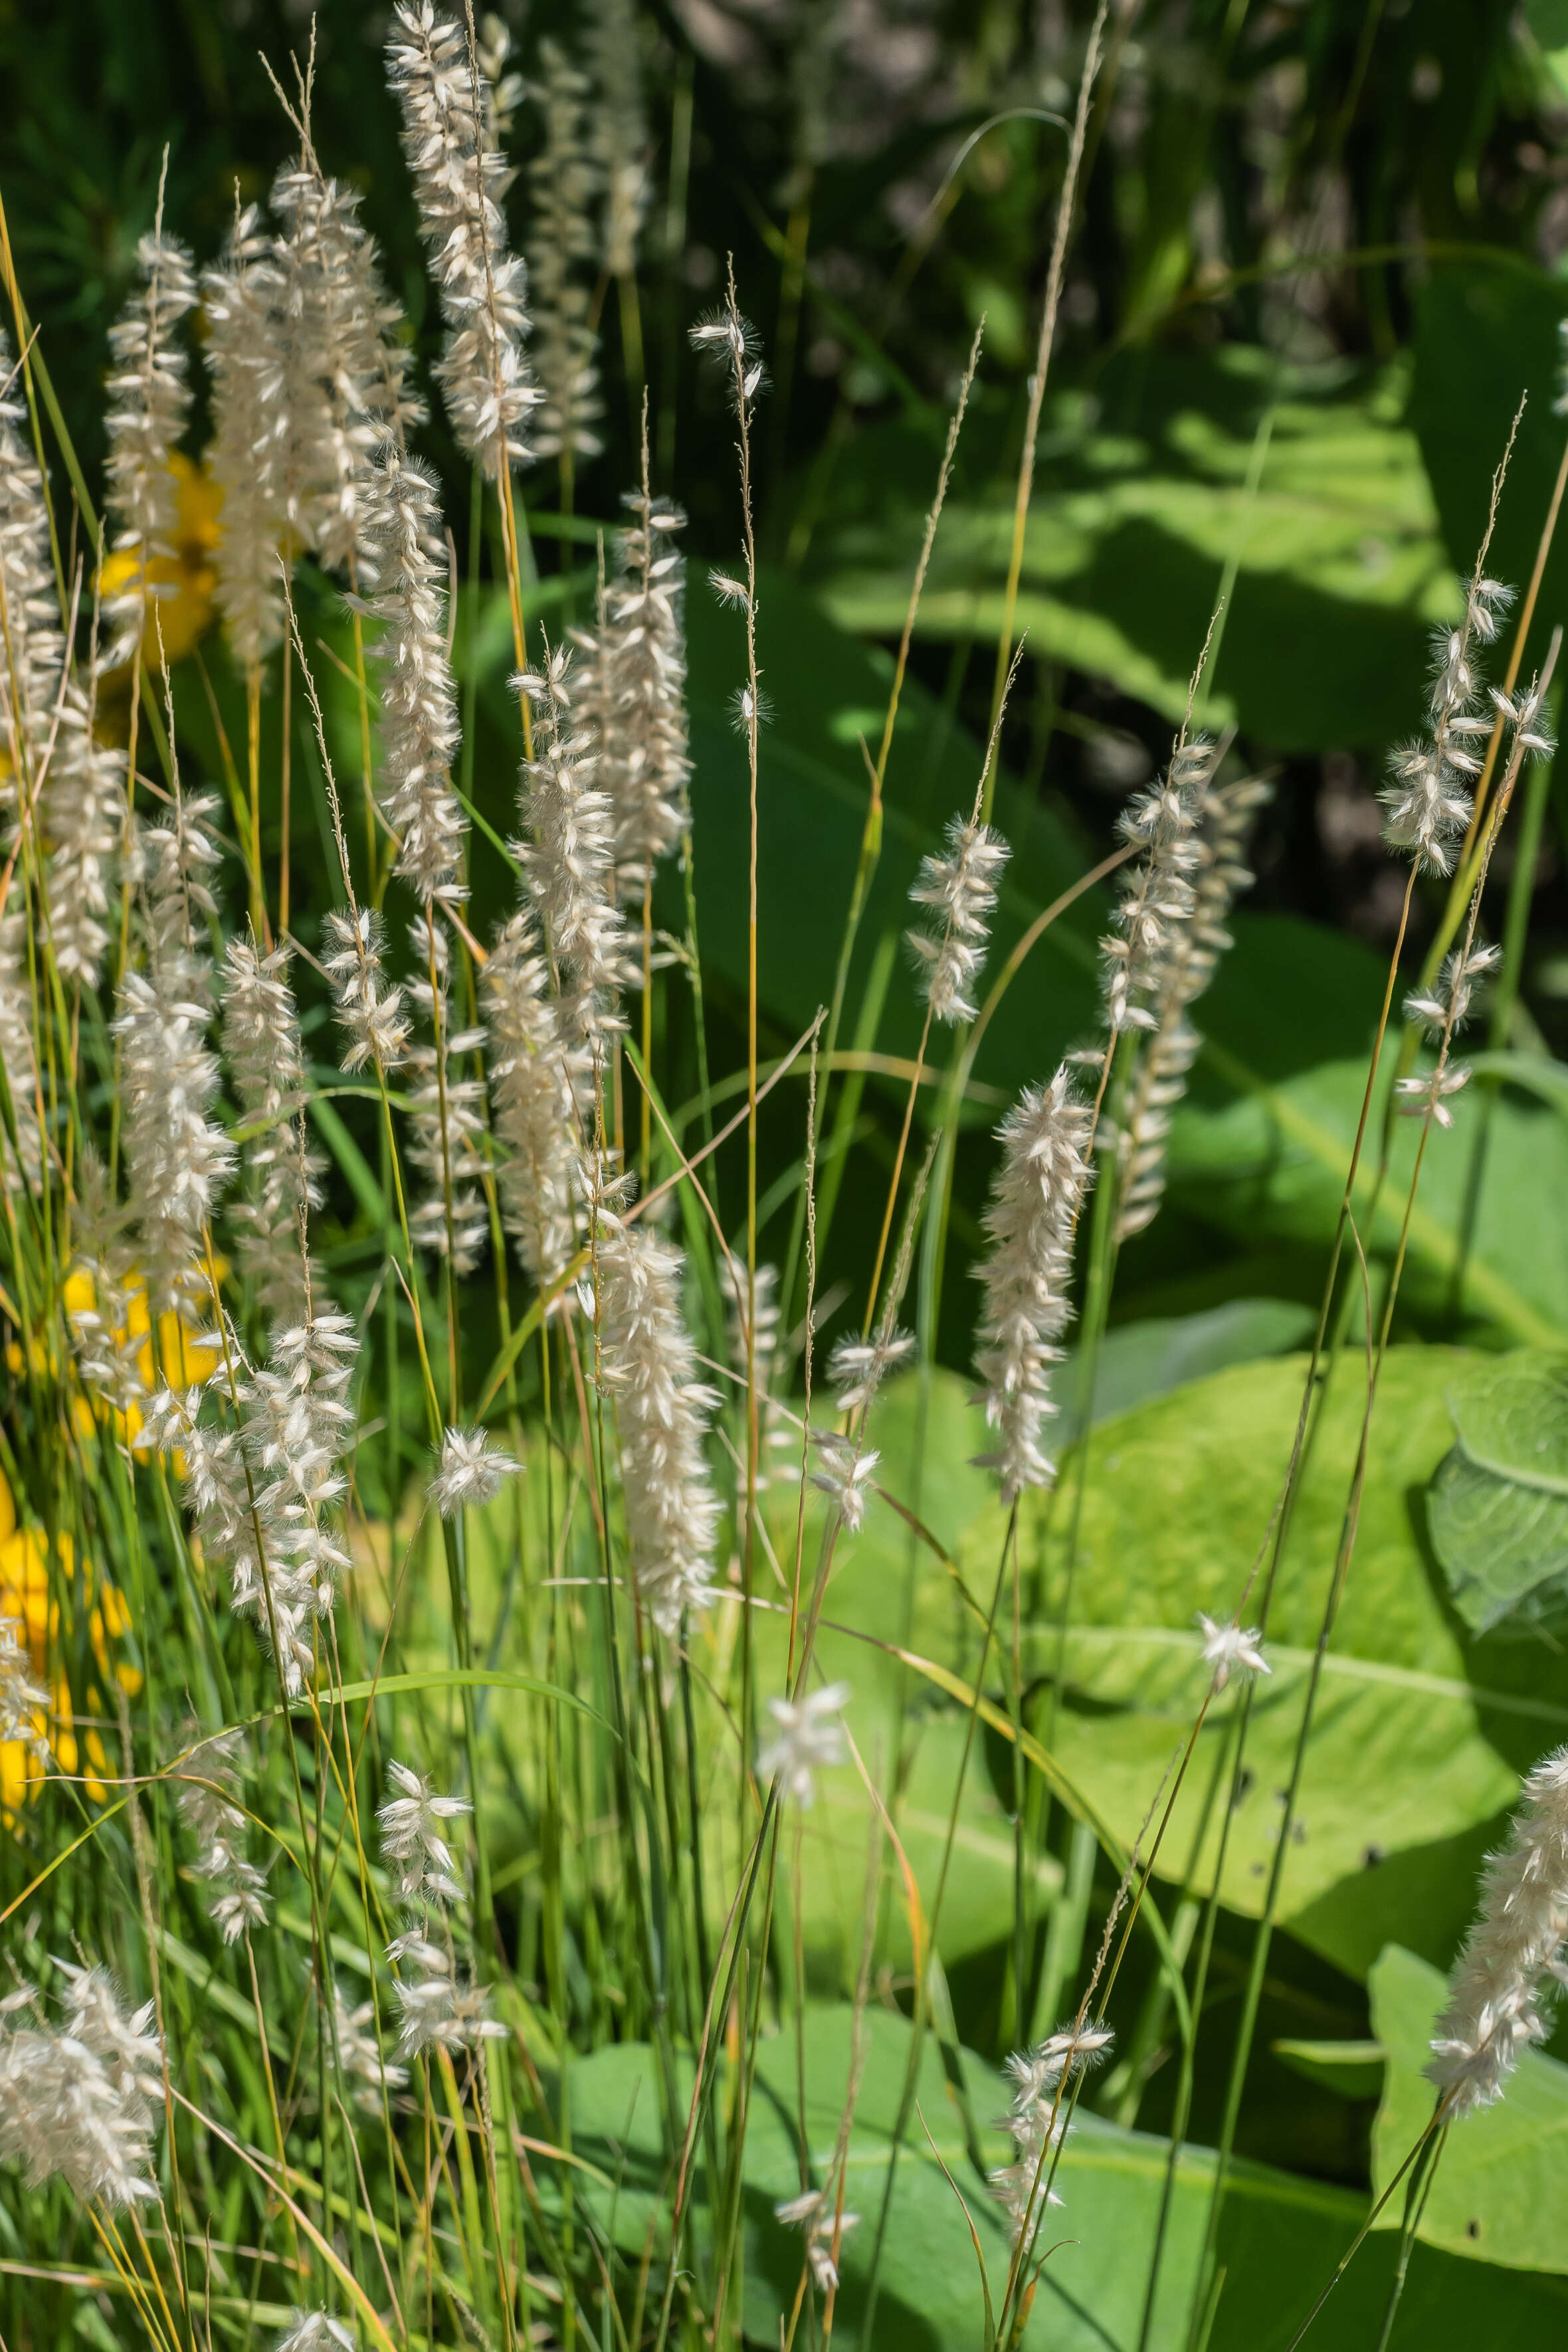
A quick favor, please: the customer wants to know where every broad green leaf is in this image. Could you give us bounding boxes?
[1273,2038,1386,2100]
[550,2002,1568,2347]
[1069,1298,1316,1434]
[806,349,1455,751]
[1426,1351,1568,1631]
[953,1350,1568,1979]
[1371,1942,1568,2273]
[1411,260,1568,638]
[1171,1050,1568,1346]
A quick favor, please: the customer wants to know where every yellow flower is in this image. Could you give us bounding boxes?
[96,450,222,674]
[0,1488,140,1818]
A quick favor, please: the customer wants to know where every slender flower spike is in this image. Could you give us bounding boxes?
[378,1759,473,1908]
[1197,1614,1270,1692]
[1429,1742,1568,2116]
[583,1154,723,1641]
[906,814,1011,1024]
[757,1682,850,1807]
[431,1426,522,1518]
[1405,943,1501,1039]
[809,1428,880,1534]
[1381,575,1516,874]
[826,1327,915,1418]
[387,1,538,474]
[274,2315,356,2352]
[991,2019,1114,2244]
[322,908,412,1076]
[973,1070,1094,1501]
[774,2188,859,2292]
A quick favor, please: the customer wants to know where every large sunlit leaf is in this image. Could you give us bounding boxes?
[804,348,1456,750]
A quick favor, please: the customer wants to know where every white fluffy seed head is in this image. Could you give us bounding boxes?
[756,1682,849,1807]
[405,914,490,1274]
[972,1068,1094,1501]
[906,815,1010,1025]
[203,205,286,669]
[361,443,468,906]
[589,1169,721,1635]
[482,908,581,1288]
[102,226,197,669]
[526,39,603,464]
[322,907,411,1076]
[431,1426,521,1518]
[0,329,64,809]
[1430,1743,1568,2117]
[520,652,631,1044]
[388,0,539,475]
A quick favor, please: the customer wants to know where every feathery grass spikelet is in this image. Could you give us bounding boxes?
[520,647,630,1046]
[990,2020,1113,2243]
[387,0,538,474]
[1100,739,1210,1034]
[757,1681,849,1807]
[0,912,41,1197]
[179,1726,270,1943]
[1381,573,1514,875]
[0,330,64,807]
[431,1426,521,1517]
[1430,1742,1568,2115]
[482,906,581,1288]
[362,442,468,905]
[203,204,285,669]
[321,906,411,1076]
[526,39,603,465]
[102,221,197,669]
[0,1965,163,2208]
[906,813,1010,1024]
[585,0,650,281]
[580,488,692,906]
[589,1160,721,1636]
[972,1067,1094,1500]
[405,913,490,1274]
[1115,761,1266,1240]
[221,935,324,1312]
[43,675,126,985]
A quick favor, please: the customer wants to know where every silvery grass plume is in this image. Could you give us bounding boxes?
[67,1149,153,1419]
[0,1613,49,1762]
[405,912,489,1274]
[906,812,1011,1025]
[149,1308,358,1700]
[1381,572,1514,875]
[526,39,603,465]
[321,906,411,1076]
[102,218,197,669]
[276,2313,356,2352]
[268,158,426,581]
[1429,1743,1568,2115]
[379,1757,472,1906]
[178,1727,270,1943]
[476,11,526,157]
[334,1980,409,2113]
[0,912,42,1195]
[990,2020,1114,2243]
[973,1068,1094,1502]
[722,1258,795,1488]
[811,1306,918,1537]
[380,1759,503,2060]
[221,935,324,1314]
[431,1424,520,1518]
[775,2187,859,2294]
[388,0,538,475]
[0,330,64,805]
[203,203,286,670]
[580,488,692,906]
[587,1158,722,1636]
[585,0,650,280]
[1100,739,1209,1034]
[0,1965,163,2209]
[1115,762,1268,1241]
[43,674,126,986]
[1395,681,1553,1131]
[757,1680,850,1807]
[482,905,581,1290]
[520,645,631,1048]
[115,790,235,1316]
[363,442,468,907]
